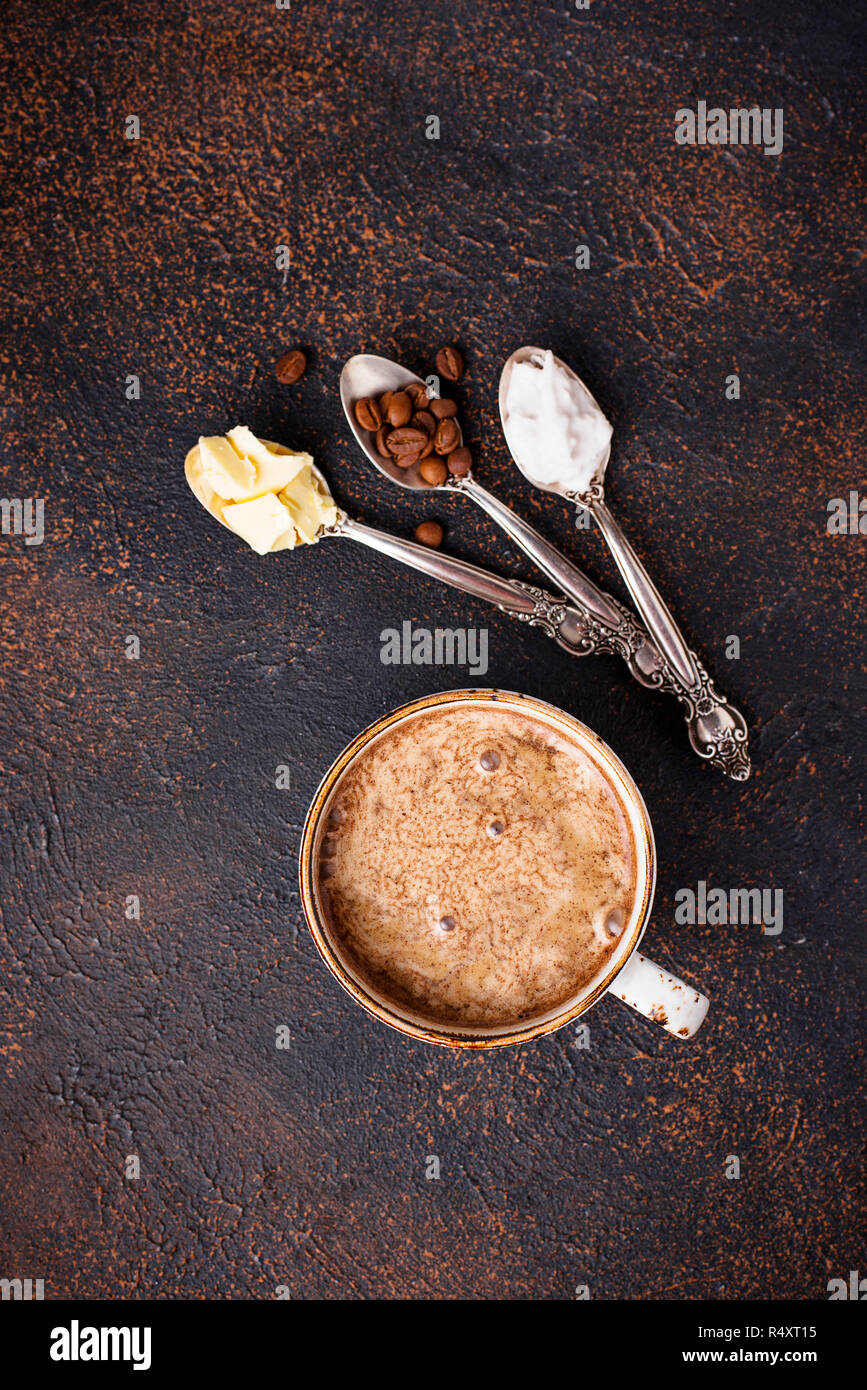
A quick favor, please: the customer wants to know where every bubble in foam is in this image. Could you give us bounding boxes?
[605,907,625,938]
[478,750,500,772]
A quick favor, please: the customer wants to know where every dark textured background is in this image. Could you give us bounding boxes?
[0,0,864,1300]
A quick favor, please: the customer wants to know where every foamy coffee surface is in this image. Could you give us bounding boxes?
[319,705,637,1027]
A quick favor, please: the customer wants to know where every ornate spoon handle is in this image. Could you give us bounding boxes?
[569,492,751,782]
[333,519,750,781]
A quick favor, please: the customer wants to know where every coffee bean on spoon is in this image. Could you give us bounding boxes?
[419,456,448,486]
[374,424,392,459]
[412,409,436,435]
[436,345,464,381]
[386,391,412,427]
[446,446,472,476]
[407,383,430,409]
[430,397,458,419]
[355,396,382,431]
[387,425,427,466]
[434,417,460,455]
[415,521,443,548]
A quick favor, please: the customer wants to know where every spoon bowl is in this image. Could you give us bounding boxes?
[498,345,612,501]
[339,353,465,492]
[184,441,344,533]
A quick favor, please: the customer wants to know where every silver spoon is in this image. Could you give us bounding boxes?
[499,346,751,780]
[340,354,750,780]
[185,442,739,760]
[340,354,632,638]
[184,442,636,664]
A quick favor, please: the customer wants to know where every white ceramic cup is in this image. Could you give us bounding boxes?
[299,690,709,1047]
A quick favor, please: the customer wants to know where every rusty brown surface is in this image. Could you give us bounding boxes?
[0,0,864,1299]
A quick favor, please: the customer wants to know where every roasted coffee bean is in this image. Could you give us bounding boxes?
[418,432,435,460]
[415,521,444,548]
[386,390,412,427]
[436,345,464,381]
[379,391,394,417]
[446,446,472,476]
[434,417,460,454]
[407,383,430,408]
[387,425,427,466]
[412,409,436,436]
[275,349,307,384]
[374,424,392,459]
[355,396,382,431]
[430,396,458,419]
[419,456,448,486]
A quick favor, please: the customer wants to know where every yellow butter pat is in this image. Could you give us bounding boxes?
[222,493,295,555]
[199,435,257,501]
[227,426,310,495]
[188,425,338,555]
[279,465,338,543]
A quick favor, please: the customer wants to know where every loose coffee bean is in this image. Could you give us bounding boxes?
[407,383,430,409]
[374,424,392,459]
[386,390,412,427]
[387,425,427,466]
[355,396,382,431]
[436,345,464,381]
[419,456,448,486]
[430,397,458,419]
[275,349,307,384]
[446,446,472,476]
[415,521,444,548]
[434,417,460,455]
[412,409,436,435]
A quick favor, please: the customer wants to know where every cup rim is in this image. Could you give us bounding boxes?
[298,688,657,1048]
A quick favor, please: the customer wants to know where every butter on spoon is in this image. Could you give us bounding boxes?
[184,426,644,669]
[184,426,339,554]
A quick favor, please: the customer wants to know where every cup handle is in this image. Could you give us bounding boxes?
[608,951,709,1039]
